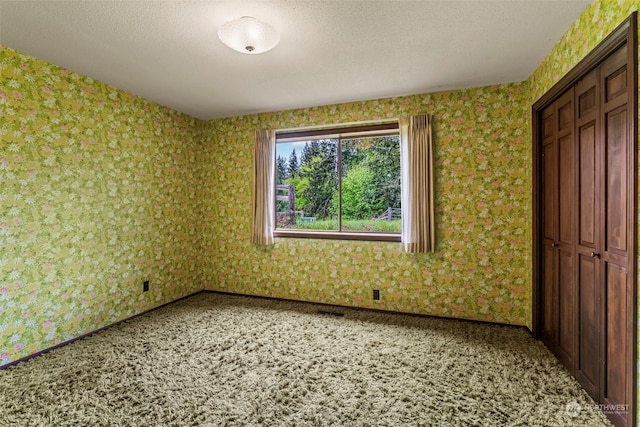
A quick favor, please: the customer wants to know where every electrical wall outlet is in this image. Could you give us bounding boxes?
[143,280,150,292]
[373,289,380,301]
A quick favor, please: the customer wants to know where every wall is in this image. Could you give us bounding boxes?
[3,0,636,391]
[200,83,532,327]
[526,0,639,418]
[528,1,639,102]
[0,46,203,365]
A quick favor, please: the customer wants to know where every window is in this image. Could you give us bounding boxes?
[274,123,401,241]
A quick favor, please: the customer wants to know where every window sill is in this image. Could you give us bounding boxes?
[274,230,401,242]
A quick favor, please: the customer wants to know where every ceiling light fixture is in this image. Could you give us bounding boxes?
[218,16,280,55]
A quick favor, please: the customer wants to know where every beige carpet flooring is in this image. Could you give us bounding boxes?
[0,292,612,426]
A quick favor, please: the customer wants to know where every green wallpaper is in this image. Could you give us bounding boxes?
[0,46,203,365]
[528,0,639,102]
[200,83,533,327]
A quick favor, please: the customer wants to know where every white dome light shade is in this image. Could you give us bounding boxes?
[218,16,280,54]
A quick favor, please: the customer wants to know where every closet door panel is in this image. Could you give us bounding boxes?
[604,106,628,255]
[579,85,597,116]
[603,46,628,104]
[542,244,558,343]
[605,67,627,102]
[557,248,576,367]
[543,141,558,241]
[558,133,574,244]
[603,263,629,408]
[576,253,599,399]
[578,122,597,248]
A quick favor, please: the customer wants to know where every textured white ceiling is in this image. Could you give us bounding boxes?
[0,1,590,120]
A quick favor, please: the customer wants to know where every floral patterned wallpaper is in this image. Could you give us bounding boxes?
[200,83,533,328]
[528,0,639,102]
[0,46,203,365]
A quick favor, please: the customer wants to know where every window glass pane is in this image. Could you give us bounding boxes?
[275,125,401,239]
[341,136,401,233]
[276,139,339,231]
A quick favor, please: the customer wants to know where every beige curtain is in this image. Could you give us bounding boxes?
[251,130,276,246]
[400,115,435,253]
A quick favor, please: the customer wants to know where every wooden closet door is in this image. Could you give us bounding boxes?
[541,102,558,349]
[599,44,632,427]
[535,16,636,427]
[573,44,632,423]
[575,67,600,400]
[541,88,577,371]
